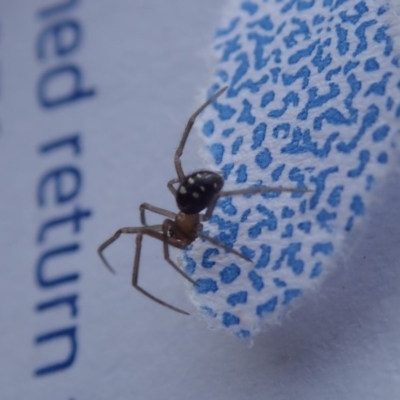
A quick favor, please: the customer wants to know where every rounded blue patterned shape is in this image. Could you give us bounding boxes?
[220,263,241,284]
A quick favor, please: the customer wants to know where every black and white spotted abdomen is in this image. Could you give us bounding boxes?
[176,170,224,214]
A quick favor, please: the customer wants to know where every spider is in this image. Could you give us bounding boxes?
[98,86,305,315]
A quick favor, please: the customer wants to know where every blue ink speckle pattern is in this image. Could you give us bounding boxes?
[184,0,400,337]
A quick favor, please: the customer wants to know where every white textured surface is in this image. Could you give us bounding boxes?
[184,0,400,338]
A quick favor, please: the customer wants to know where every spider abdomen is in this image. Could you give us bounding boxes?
[176,170,223,214]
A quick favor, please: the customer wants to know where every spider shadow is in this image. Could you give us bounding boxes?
[251,167,400,369]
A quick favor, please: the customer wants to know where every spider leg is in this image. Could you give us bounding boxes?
[167,177,180,196]
[98,225,162,274]
[133,232,190,316]
[161,219,197,286]
[201,186,310,222]
[140,203,176,226]
[174,86,227,182]
[98,224,190,315]
[197,231,252,262]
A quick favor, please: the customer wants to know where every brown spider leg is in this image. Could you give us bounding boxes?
[197,231,252,262]
[167,177,180,196]
[174,86,228,182]
[133,232,190,316]
[98,225,163,274]
[98,225,190,315]
[201,186,310,222]
[161,219,197,286]
[140,203,176,226]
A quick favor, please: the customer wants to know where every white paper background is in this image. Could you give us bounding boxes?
[0,1,399,399]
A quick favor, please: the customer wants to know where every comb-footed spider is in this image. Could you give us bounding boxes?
[98,87,305,315]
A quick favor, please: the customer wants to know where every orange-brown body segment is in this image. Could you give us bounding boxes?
[172,212,200,242]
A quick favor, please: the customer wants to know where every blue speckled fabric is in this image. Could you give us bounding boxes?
[183,0,400,338]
